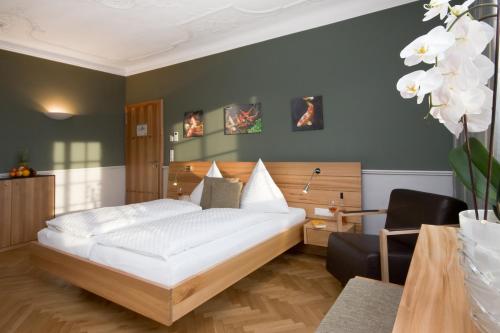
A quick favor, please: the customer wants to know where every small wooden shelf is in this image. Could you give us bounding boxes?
[303,219,354,247]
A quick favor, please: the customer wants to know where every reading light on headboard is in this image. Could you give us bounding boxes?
[172,173,178,186]
[303,168,321,194]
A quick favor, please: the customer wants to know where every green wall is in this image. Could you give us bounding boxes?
[0,50,125,172]
[126,1,453,170]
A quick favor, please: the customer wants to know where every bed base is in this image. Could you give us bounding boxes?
[30,222,304,326]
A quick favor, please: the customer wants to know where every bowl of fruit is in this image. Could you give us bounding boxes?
[9,166,37,178]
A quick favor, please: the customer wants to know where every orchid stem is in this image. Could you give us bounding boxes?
[483,5,499,220]
[463,115,480,220]
[479,14,498,22]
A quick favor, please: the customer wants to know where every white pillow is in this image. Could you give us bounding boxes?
[240,159,289,213]
[190,161,223,205]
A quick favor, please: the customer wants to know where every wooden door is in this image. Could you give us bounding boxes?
[125,100,164,204]
[0,180,12,249]
[11,176,55,245]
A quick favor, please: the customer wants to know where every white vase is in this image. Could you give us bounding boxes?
[459,210,500,251]
[459,210,500,332]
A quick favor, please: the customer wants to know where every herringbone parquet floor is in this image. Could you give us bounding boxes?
[0,247,341,333]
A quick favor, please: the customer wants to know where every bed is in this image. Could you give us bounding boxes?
[30,161,361,326]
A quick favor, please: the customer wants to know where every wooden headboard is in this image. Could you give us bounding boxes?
[167,161,362,223]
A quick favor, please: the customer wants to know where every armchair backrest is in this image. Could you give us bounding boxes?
[384,189,467,247]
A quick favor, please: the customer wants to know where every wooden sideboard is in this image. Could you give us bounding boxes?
[0,176,55,250]
[393,225,478,333]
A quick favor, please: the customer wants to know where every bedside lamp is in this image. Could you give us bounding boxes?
[303,168,321,194]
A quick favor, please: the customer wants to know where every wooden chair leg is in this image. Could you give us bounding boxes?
[379,229,389,283]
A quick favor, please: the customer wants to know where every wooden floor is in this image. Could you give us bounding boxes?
[0,246,341,333]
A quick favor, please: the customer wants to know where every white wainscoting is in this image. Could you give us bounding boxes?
[39,166,126,215]
[0,166,453,225]
[361,170,454,235]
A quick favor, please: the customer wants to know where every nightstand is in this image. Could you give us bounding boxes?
[303,216,354,247]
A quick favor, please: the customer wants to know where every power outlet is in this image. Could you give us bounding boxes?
[314,207,333,217]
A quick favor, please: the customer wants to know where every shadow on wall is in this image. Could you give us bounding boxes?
[52,141,103,215]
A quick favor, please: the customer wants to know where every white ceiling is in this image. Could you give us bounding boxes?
[0,0,414,76]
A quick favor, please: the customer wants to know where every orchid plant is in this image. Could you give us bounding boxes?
[397,0,499,221]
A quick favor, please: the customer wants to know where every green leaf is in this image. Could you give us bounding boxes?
[448,145,497,207]
[469,137,500,189]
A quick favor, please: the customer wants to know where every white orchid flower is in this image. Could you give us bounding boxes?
[468,104,492,133]
[430,102,465,137]
[400,26,455,66]
[466,86,492,132]
[396,68,443,103]
[430,87,464,123]
[449,19,495,58]
[397,70,425,99]
[423,0,451,21]
[438,52,479,90]
[444,0,474,25]
[473,54,495,84]
[429,85,492,137]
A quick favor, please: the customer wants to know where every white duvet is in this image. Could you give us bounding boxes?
[46,199,202,237]
[96,208,271,260]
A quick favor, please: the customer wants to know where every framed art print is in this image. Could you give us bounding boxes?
[224,103,262,135]
[291,96,324,131]
[183,110,204,138]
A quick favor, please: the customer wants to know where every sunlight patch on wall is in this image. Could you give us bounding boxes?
[52,141,103,214]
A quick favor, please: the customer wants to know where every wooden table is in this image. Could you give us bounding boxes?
[392,225,478,333]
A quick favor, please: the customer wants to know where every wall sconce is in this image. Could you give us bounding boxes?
[303,168,321,194]
[44,107,73,120]
[172,172,178,186]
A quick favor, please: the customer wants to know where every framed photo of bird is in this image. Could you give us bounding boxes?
[290,96,324,131]
[183,110,204,138]
[224,103,262,135]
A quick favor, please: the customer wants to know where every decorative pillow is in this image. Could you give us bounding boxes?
[209,181,243,209]
[240,159,289,213]
[200,177,239,209]
[190,161,222,205]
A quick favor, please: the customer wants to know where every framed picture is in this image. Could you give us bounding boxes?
[224,103,262,135]
[291,96,324,131]
[183,110,204,138]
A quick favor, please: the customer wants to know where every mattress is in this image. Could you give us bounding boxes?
[89,207,306,287]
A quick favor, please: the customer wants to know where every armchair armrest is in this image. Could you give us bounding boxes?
[336,209,387,232]
[379,227,421,283]
[338,209,388,218]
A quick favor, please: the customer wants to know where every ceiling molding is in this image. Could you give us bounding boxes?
[0,39,125,75]
[0,0,416,77]
[125,0,416,76]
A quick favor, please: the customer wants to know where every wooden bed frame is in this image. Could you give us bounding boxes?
[31,161,361,326]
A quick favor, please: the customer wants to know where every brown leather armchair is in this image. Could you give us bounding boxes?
[326,189,467,285]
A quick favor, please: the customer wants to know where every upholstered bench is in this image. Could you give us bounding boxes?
[316,276,403,333]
